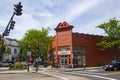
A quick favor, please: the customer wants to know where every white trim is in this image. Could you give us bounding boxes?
[58,51,70,55]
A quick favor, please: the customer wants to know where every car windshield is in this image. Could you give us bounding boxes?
[110,60,117,64]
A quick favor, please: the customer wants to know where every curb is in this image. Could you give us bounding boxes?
[57,67,103,72]
[0,70,27,74]
[0,67,103,74]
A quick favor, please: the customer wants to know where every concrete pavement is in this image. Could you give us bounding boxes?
[0,66,102,74]
[0,66,96,80]
[56,66,102,72]
[0,67,102,80]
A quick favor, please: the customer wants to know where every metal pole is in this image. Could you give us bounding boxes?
[35,56,38,72]
[36,49,39,72]
[0,13,15,57]
[27,56,29,72]
[2,13,15,38]
[27,46,31,72]
[83,64,86,70]
[0,2,23,61]
[72,54,74,70]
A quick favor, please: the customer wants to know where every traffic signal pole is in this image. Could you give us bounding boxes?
[2,2,22,37]
[2,13,15,38]
[0,2,23,59]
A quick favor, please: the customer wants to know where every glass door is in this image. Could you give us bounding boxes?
[60,57,69,68]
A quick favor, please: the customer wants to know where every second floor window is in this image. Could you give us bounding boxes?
[14,49,17,54]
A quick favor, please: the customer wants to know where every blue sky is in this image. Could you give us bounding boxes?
[0,0,120,40]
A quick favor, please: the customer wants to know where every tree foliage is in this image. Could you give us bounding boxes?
[96,18,120,50]
[18,27,53,58]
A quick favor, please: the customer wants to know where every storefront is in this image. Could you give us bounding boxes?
[73,46,86,67]
[48,21,120,67]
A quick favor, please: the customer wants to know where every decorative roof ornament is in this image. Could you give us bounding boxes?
[55,21,74,31]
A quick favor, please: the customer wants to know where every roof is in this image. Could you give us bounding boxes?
[54,21,74,31]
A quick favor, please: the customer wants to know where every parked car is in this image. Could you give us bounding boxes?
[103,60,120,71]
[0,62,11,67]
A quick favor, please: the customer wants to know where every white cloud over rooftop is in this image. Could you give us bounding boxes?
[0,0,120,40]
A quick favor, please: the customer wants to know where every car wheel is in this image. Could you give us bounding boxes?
[113,67,117,71]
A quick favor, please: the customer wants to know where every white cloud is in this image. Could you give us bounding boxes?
[64,0,103,22]
[37,13,53,18]
[1,0,120,40]
[73,17,109,35]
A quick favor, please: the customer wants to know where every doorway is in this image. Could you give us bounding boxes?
[60,57,69,68]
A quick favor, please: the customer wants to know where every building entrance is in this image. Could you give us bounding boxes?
[60,57,69,68]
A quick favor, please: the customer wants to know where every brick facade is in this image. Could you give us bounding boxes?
[48,22,120,67]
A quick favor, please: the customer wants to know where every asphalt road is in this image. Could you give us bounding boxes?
[0,67,120,80]
[0,68,90,80]
[0,72,62,80]
[42,69,90,80]
[64,69,120,80]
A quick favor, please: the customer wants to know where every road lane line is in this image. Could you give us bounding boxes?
[41,71,69,80]
[66,72,116,80]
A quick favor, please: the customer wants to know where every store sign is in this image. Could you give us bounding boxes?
[58,51,70,55]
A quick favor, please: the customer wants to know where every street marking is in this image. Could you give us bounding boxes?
[41,71,69,80]
[66,72,117,80]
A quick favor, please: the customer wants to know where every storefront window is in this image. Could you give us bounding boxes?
[73,46,86,55]
[73,46,85,51]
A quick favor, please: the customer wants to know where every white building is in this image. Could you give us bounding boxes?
[3,38,20,62]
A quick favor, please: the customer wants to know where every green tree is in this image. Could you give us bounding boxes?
[18,27,53,58]
[96,18,120,59]
[0,35,11,61]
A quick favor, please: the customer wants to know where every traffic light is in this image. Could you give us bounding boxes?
[14,2,23,16]
[3,30,10,36]
[10,21,15,29]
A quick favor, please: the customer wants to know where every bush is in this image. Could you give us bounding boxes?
[14,62,24,69]
[47,61,53,66]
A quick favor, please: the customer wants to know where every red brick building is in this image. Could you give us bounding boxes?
[48,21,120,67]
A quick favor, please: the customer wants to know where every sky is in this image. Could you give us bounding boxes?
[0,0,120,40]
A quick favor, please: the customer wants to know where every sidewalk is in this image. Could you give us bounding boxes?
[0,66,103,74]
[57,66,103,72]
